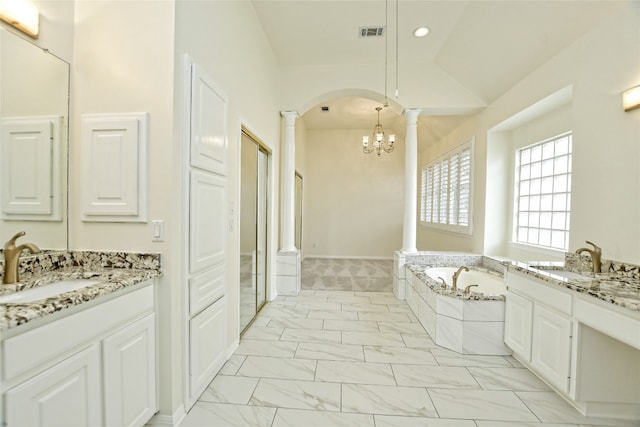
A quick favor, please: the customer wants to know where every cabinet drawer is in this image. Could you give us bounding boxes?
[2,284,153,385]
[507,271,572,315]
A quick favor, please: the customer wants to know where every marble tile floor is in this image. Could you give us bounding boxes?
[181,290,639,427]
[301,258,393,292]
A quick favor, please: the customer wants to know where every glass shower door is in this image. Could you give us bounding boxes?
[239,130,269,333]
[239,133,257,333]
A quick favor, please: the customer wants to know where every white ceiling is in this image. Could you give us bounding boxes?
[251,0,624,147]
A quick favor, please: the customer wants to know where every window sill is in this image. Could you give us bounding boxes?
[419,222,472,237]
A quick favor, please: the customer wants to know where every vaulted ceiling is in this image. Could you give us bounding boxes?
[251,0,624,147]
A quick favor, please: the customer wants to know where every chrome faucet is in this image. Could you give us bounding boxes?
[451,266,469,292]
[3,231,41,285]
[575,240,602,273]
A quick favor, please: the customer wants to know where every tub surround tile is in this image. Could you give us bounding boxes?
[461,321,511,355]
[342,383,438,417]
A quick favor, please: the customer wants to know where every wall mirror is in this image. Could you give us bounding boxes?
[0,28,70,251]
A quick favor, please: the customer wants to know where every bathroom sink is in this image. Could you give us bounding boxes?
[0,279,101,304]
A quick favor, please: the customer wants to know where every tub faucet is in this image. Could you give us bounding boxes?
[575,240,602,273]
[3,231,41,285]
[463,284,478,295]
[452,266,469,292]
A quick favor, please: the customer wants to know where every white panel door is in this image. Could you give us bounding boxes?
[4,344,102,427]
[504,290,534,361]
[190,63,227,175]
[531,304,572,392]
[189,170,226,273]
[0,118,53,216]
[189,296,226,398]
[103,314,157,427]
[80,113,148,221]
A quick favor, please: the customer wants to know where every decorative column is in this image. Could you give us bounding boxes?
[394,108,421,300]
[402,108,420,253]
[277,111,301,296]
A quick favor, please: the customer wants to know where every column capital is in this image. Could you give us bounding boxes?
[402,108,421,123]
[280,111,299,122]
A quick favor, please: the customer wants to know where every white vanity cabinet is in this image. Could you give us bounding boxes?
[1,282,157,427]
[530,303,572,392]
[504,290,533,361]
[4,343,102,426]
[505,271,573,393]
[505,269,640,420]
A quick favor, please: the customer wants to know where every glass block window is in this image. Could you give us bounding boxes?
[514,132,572,250]
[420,141,472,234]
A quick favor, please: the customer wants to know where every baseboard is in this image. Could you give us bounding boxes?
[146,404,185,426]
[227,338,239,358]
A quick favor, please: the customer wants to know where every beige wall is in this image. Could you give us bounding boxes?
[303,128,404,258]
[418,2,640,264]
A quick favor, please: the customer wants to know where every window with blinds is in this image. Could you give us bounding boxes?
[513,132,572,250]
[420,141,472,234]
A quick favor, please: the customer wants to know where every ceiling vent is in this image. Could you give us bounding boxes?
[359,26,385,38]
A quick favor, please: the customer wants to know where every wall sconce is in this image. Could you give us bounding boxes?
[0,0,39,39]
[623,85,640,112]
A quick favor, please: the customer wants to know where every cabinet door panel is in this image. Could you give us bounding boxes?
[189,171,226,273]
[103,314,157,427]
[532,304,572,392]
[189,297,226,398]
[5,344,101,427]
[190,63,227,175]
[504,290,533,361]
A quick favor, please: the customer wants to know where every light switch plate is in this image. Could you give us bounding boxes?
[152,220,164,242]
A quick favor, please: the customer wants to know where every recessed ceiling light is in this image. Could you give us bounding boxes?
[413,27,430,38]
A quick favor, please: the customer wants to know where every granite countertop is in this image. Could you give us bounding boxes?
[509,261,640,313]
[0,251,162,332]
[406,264,506,301]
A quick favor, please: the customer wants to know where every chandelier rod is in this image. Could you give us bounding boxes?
[395,0,399,98]
[384,0,388,106]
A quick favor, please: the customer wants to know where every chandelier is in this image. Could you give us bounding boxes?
[362,107,395,156]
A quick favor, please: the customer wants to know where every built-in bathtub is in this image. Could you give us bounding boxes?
[405,262,511,355]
